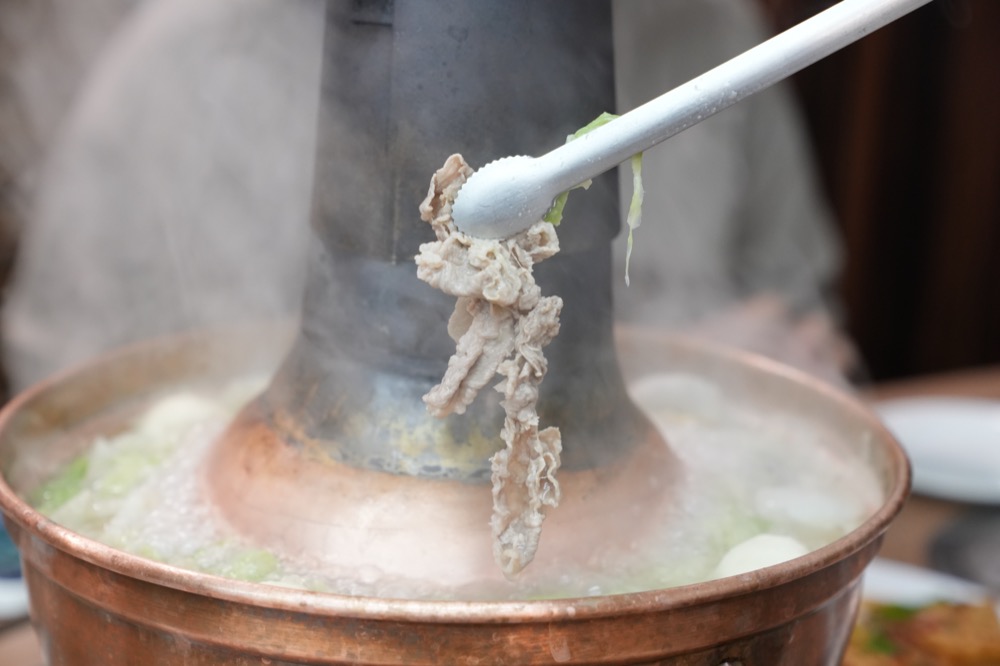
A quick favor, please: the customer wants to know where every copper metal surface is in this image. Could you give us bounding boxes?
[204,405,677,589]
[0,326,910,664]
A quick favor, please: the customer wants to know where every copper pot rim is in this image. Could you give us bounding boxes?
[0,328,911,624]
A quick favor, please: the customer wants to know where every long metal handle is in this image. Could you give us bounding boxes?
[452,0,934,238]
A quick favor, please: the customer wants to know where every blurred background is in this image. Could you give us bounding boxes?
[0,0,997,394]
[761,0,1000,380]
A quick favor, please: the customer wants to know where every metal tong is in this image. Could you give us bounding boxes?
[451,0,934,239]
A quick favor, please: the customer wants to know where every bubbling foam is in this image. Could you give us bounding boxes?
[30,372,882,600]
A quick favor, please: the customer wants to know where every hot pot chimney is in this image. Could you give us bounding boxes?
[205,0,674,588]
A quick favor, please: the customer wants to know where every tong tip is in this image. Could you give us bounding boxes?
[451,156,551,239]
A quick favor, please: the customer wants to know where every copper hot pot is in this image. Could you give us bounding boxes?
[0,325,909,665]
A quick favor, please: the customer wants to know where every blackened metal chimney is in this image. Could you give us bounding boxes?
[205,0,674,588]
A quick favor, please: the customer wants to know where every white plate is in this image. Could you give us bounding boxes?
[864,557,994,609]
[0,577,28,622]
[875,396,1000,504]
[0,525,27,621]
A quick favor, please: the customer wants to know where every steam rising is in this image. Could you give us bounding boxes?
[610,0,840,327]
[0,0,848,392]
[2,0,324,391]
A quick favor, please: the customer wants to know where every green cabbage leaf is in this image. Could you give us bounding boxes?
[543,112,645,285]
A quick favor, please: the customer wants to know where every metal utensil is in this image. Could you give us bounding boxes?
[451,0,934,239]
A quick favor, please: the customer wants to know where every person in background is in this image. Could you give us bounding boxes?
[0,0,855,395]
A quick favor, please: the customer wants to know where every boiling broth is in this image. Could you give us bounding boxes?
[29,372,882,600]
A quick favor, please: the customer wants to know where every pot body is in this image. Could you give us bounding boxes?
[0,326,909,665]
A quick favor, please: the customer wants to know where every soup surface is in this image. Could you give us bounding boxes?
[29,372,883,600]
